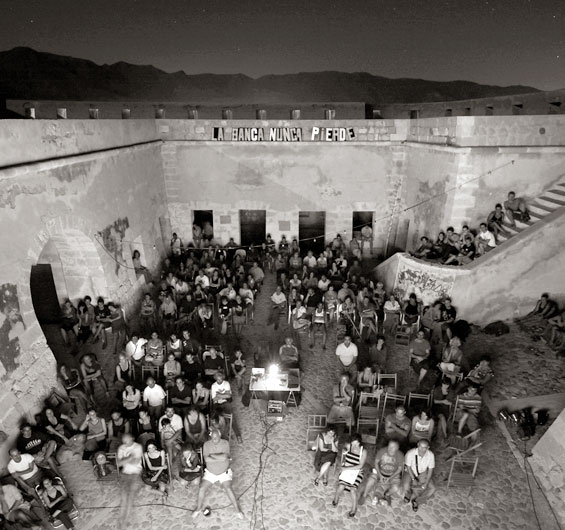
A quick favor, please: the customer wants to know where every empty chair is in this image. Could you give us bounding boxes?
[377,373,398,393]
[357,392,381,445]
[407,392,432,413]
[446,435,482,489]
[306,415,328,451]
[381,393,406,422]
[92,452,119,483]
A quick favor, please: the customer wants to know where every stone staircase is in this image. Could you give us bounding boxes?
[497,182,565,243]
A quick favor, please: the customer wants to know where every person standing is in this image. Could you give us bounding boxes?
[117,433,144,528]
[268,285,287,331]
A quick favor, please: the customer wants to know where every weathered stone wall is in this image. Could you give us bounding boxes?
[0,121,167,467]
[376,205,565,322]
[530,407,565,528]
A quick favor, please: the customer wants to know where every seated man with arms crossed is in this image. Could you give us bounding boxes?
[193,428,243,519]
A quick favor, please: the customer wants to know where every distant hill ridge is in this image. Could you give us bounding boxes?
[0,47,539,104]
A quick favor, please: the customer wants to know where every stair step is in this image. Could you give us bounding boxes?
[546,188,565,197]
[529,202,554,214]
[537,195,565,207]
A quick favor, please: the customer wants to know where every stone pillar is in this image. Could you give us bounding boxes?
[290,109,301,120]
[89,106,99,119]
[324,109,335,120]
[187,108,199,119]
[122,107,131,119]
[222,108,233,120]
[56,108,67,119]
[155,107,165,119]
[256,109,267,120]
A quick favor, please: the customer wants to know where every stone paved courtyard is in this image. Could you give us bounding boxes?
[43,270,564,530]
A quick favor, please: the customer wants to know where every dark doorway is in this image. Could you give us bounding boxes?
[352,211,373,235]
[193,210,214,243]
[299,211,325,255]
[30,264,61,325]
[240,210,266,248]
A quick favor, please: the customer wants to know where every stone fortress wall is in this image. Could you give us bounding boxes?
[0,115,564,482]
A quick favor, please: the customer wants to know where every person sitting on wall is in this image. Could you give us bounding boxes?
[474,223,496,256]
[410,237,433,259]
[170,232,184,259]
[504,191,530,227]
[440,227,461,262]
[487,203,509,240]
[444,234,475,265]
[425,232,447,260]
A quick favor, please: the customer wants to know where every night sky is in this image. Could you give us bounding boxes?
[1,0,564,90]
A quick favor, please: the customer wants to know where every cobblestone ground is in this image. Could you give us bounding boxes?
[44,270,563,530]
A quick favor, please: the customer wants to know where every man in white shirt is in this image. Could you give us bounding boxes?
[211,371,242,443]
[158,405,183,457]
[142,377,167,426]
[194,269,210,290]
[268,286,287,330]
[303,251,317,270]
[402,439,436,511]
[117,433,143,527]
[475,222,496,256]
[7,449,43,492]
[335,335,358,380]
[125,335,147,381]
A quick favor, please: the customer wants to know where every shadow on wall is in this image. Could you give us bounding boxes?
[0,283,26,379]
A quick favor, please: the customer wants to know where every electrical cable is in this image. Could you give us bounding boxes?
[76,415,278,523]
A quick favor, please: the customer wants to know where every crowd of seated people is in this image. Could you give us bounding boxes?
[313,287,493,518]
[411,190,531,266]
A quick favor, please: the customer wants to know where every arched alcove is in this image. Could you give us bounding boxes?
[29,228,109,364]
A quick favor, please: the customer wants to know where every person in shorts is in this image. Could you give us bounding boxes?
[192,428,243,519]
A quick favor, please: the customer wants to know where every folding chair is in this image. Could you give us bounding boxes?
[306,415,327,451]
[94,452,120,483]
[357,392,380,445]
[381,393,406,421]
[447,429,482,459]
[394,314,412,346]
[35,477,79,529]
[407,392,432,413]
[142,363,162,382]
[377,373,398,393]
[446,441,482,488]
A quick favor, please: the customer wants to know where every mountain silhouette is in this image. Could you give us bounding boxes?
[0,47,539,105]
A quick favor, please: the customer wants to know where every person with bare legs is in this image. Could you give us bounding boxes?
[192,428,243,519]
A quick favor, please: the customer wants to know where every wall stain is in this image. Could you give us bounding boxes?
[0,182,47,209]
[0,283,26,380]
[232,165,264,189]
[97,218,130,275]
